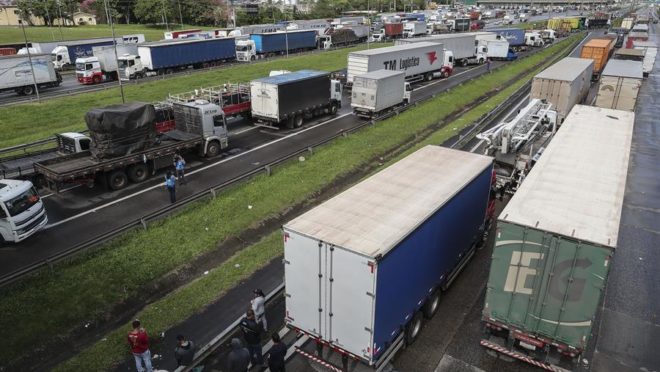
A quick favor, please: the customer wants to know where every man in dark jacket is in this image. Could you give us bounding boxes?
[174,334,195,367]
[240,309,263,368]
[267,333,287,372]
[227,338,250,372]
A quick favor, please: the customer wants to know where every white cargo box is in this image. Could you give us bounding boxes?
[351,70,406,113]
[0,54,58,90]
[395,34,476,59]
[595,59,643,112]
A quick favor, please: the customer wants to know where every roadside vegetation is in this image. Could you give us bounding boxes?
[0,34,583,371]
[0,43,389,149]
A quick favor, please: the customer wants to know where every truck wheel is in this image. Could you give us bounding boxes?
[330,103,338,115]
[206,141,221,157]
[425,72,433,81]
[442,70,450,78]
[250,55,256,61]
[127,164,149,183]
[107,170,128,190]
[286,117,295,129]
[93,75,102,84]
[423,291,441,319]
[22,85,35,95]
[294,115,304,128]
[405,312,423,345]
[478,58,485,65]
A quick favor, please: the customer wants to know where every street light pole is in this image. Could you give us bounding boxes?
[104,0,125,103]
[56,0,64,40]
[177,0,184,29]
[19,20,40,102]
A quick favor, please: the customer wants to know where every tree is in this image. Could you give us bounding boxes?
[134,0,174,25]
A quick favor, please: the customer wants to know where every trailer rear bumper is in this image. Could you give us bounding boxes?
[480,339,570,372]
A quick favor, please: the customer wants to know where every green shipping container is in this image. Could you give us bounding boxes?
[483,105,634,354]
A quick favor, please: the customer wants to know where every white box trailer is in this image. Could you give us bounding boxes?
[633,40,658,77]
[595,59,643,111]
[92,44,138,71]
[395,34,485,66]
[347,42,450,85]
[0,54,61,95]
[404,21,427,37]
[531,57,594,123]
[351,70,411,117]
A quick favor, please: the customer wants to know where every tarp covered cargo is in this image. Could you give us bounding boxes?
[85,102,157,159]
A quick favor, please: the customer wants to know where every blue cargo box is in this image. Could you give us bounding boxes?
[140,37,236,70]
[67,41,115,62]
[489,28,525,46]
[250,30,317,54]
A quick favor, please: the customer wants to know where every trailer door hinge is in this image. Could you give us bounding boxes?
[366,291,374,297]
[364,327,372,333]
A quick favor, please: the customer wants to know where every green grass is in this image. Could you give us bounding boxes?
[0,43,389,148]
[0,24,209,44]
[0,35,583,371]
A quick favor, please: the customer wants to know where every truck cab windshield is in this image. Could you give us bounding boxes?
[118,59,134,68]
[4,187,40,217]
[76,63,93,71]
[236,45,249,52]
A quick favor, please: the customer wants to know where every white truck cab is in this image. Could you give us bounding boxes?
[57,132,92,154]
[525,32,545,47]
[172,100,229,156]
[236,39,257,62]
[51,45,71,69]
[0,179,48,244]
[117,54,146,80]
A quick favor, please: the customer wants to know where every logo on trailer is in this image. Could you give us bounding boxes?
[503,251,544,295]
[426,51,438,64]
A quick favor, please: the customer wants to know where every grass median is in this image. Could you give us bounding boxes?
[0,43,389,149]
[0,35,583,371]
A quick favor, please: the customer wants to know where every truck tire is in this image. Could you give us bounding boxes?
[405,312,423,345]
[330,103,338,115]
[425,72,433,81]
[127,164,149,183]
[294,115,304,128]
[423,291,441,319]
[285,117,295,129]
[107,170,128,190]
[22,85,35,95]
[250,55,256,61]
[93,75,102,84]
[442,70,450,78]
[206,141,221,157]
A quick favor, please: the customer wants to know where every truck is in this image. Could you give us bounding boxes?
[117,37,236,80]
[485,39,517,60]
[488,28,526,51]
[579,37,614,79]
[249,70,342,129]
[0,179,48,244]
[351,70,412,118]
[396,34,486,66]
[531,57,594,123]
[595,59,643,111]
[632,40,658,77]
[481,105,634,371]
[0,47,16,56]
[625,31,649,48]
[539,29,556,43]
[427,22,450,34]
[284,145,494,371]
[446,17,471,32]
[319,25,369,49]
[164,29,203,40]
[524,31,544,47]
[75,44,138,84]
[621,17,635,30]
[235,30,317,62]
[51,37,121,69]
[34,102,229,192]
[404,21,427,37]
[0,54,62,96]
[347,42,454,87]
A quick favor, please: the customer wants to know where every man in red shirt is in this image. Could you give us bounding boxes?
[127,319,153,372]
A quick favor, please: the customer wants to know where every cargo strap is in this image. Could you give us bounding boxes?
[480,339,570,372]
[294,347,344,372]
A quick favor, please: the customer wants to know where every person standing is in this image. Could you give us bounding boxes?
[127,319,153,372]
[486,58,492,74]
[174,154,186,185]
[174,334,196,367]
[227,337,251,372]
[267,333,287,372]
[165,171,176,203]
[239,309,263,368]
[251,289,267,332]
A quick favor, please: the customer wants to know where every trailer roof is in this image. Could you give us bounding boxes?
[500,105,634,248]
[584,38,613,48]
[349,41,441,55]
[140,37,234,47]
[534,57,594,81]
[252,69,328,84]
[603,59,643,79]
[614,48,646,58]
[284,146,492,258]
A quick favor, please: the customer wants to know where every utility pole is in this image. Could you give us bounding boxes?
[104,0,125,103]
[56,0,64,40]
[177,0,184,29]
[19,20,40,102]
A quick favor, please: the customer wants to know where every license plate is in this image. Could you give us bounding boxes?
[519,341,537,351]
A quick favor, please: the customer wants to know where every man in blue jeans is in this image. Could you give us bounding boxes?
[240,309,263,368]
[165,171,176,203]
[174,154,186,185]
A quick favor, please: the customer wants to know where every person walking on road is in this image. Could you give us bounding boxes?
[165,171,176,203]
[267,333,287,372]
[251,289,267,332]
[227,337,251,372]
[127,319,153,372]
[174,154,186,185]
[174,334,196,367]
[486,58,492,74]
[240,309,264,368]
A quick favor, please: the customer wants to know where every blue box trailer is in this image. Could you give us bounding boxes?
[489,28,526,47]
[137,37,236,71]
[283,145,494,368]
[250,30,317,54]
[64,40,116,63]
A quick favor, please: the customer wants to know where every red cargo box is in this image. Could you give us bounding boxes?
[384,23,403,36]
[0,47,17,56]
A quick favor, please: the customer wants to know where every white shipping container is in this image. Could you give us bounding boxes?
[351,70,406,113]
[633,40,658,76]
[404,21,427,36]
[531,57,593,123]
[595,59,643,112]
[484,39,510,59]
[395,34,476,59]
[347,42,445,83]
[91,44,138,72]
[0,54,58,90]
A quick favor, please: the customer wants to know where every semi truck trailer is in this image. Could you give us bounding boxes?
[579,38,615,79]
[51,37,119,69]
[481,105,635,371]
[396,34,487,66]
[347,42,454,86]
[75,44,138,84]
[351,70,412,118]
[117,37,236,80]
[0,54,62,96]
[284,145,494,370]
[235,30,317,62]
[488,28,526,51]
[595,59,643,111]
[319,25,369,49]
[250,70,342,129]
